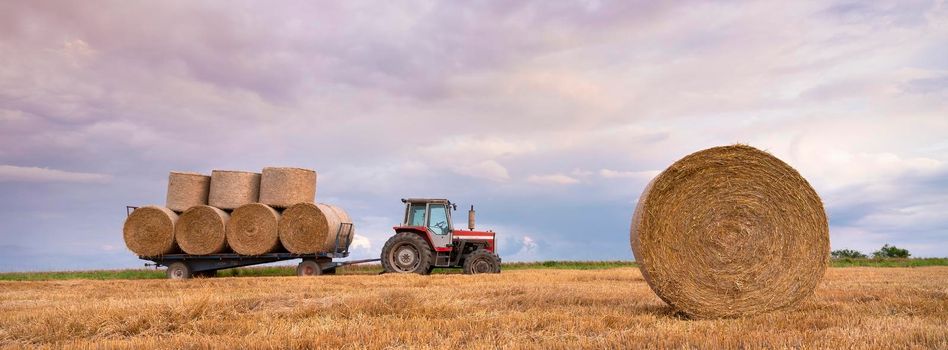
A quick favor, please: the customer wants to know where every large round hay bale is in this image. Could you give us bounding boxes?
[324,203,355,247]
[123,206,178,257]
[208,170,260,210]
[258,167,317,208]
[175,205,230,255]
[278,203,347,254]
[165,172,210,212]
[630,145,829,318]
[227,203,281,255]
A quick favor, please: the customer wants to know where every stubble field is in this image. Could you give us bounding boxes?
[0,266,946,349]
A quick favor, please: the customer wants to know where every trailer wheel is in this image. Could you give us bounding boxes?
[463,250,501,274]
[297,259,322,276]
[166,262,192,280]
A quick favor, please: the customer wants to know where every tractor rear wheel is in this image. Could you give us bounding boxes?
[381,232,433,274]
[166,262,192,280]
[463,249,501,274]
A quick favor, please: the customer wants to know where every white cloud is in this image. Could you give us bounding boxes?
[0,165,111,184]
[458,160,511,182]
[792,147,944,191]
[520,236,538,254]
[526,174,580,185]
[350,234,371,251]
[422,136,537,160]
[598,169,660,180]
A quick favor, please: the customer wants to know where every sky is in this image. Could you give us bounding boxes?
[0,1,946,271]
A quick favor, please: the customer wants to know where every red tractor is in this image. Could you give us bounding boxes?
[381,198,501,274]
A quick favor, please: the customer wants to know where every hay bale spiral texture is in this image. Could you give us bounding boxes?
[278,203,351,254]
[123,206,178,257]
[258,167,317,208]
[227,203,282,255]
[630,145,829,318]
[208,170,261,210]
[175,205,230,255]
[165,172,210,212]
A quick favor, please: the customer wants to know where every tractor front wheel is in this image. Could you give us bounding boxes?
[381,232,433,275]
[463,249,501,274]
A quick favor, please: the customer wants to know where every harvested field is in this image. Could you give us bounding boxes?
[0,267,945,349]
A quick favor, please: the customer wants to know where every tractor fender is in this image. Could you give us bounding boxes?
[392,226,437,250]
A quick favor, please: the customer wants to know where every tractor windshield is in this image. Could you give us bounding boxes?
[408,204,426,226]
[427,204,449,235]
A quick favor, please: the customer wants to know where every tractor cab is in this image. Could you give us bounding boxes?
[402,198,456,251]
[382,198,500,274]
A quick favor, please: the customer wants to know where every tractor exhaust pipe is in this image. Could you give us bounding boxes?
[468,205,476,231]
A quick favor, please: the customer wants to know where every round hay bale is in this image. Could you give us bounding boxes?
[227,203,281,255]
[630,144,829,318]
[208,170,261,210]
[123,206,178,257]
[259,167,317,208]
[175,205,230,255]
[324,203,355,247]
[165,171,210,212]
[278,203,344,254]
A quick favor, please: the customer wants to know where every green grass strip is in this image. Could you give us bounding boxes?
[1,258,944,281]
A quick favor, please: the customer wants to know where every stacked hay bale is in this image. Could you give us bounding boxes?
[176,205,230,255]
[258,167,317,208]
[123,166,356,257]
[630,145,829,318]
[165,172,210,212]
[123,206,178,256]
[209,170,261,210]
[279,203,352,254]
[227,203,282,255]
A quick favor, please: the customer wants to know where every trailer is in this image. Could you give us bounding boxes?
[129,206,380,279]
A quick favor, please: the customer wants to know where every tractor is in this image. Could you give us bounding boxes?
[381,198,501,275]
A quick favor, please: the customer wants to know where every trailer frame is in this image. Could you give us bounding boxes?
[128,206,379,279]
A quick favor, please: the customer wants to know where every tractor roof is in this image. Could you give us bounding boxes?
[401,198,451,205]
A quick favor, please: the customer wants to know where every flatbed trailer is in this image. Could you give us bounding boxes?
[129,206,380,279]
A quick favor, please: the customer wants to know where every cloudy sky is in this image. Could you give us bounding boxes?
[1,1,946,271]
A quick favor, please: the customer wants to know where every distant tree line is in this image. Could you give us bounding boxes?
[831,244,911,259]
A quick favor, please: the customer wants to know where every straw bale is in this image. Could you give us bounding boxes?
[165,172,210,212]
[278,203,351,254]
[227,203,281,255]
[208,170,260,209]
[630,145,829,318]
[324,203,354,247]
[123,206,178,256]
[175,205,230,255]
[258,167,317,208]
